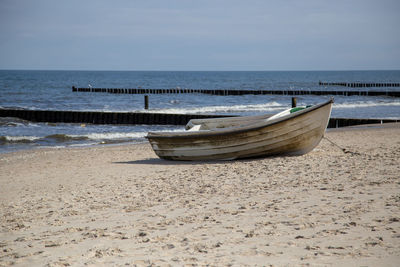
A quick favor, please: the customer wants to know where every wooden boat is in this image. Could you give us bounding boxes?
[146,98,333,161]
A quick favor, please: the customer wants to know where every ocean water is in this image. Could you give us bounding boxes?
[1,70,399,153]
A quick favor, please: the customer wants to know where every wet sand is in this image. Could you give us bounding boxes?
[1,124,399,266]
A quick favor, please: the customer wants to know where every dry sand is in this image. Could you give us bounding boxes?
[1,124,399,266]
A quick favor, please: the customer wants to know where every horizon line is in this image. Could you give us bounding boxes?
[1,68,400,72]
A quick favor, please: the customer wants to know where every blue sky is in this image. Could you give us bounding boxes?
[0,0,399,71]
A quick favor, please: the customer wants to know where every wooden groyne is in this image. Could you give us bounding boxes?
[319,81,400,88]
[1,108,398,128]
[72,86,400,97]
[327,118,398,128]
[0,109,231,126]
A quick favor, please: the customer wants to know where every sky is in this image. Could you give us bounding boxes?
[0,0,399,71]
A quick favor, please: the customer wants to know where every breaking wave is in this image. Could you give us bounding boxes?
[334,101,400,109]
[143,102,284,114]
[0,135,41,143]
[0,128,183,146]
[85,132,148,140]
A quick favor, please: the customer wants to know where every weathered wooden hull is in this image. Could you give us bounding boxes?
[146,99,333,161]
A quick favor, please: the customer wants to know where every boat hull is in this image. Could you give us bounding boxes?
[146,99,333,161]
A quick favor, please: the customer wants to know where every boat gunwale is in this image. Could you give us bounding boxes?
[146,98,333,140]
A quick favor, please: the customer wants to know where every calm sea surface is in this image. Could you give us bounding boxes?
[1,70,399,153]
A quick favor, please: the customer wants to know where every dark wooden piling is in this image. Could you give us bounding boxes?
[144,95,149,110]
[291,97,297,108]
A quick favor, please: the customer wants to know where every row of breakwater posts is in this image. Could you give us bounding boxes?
[72,86,400,97]
[1,109,398,128]
[0,109,230,126]
[319,81,400,88]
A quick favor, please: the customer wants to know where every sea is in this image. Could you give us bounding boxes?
[1,70,399,154]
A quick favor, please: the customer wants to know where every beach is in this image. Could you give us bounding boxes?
[1,124,399,266]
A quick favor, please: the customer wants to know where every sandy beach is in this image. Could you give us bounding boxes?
[1,124,399,266]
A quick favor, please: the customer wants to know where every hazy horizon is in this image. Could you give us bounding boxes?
[1,69,399,72]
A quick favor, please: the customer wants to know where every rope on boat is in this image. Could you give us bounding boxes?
[323,136,361,155]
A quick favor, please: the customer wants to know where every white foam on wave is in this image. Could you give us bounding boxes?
[85,132,148,140]
[76,129,184,141]
[142,102,284,114]
[2,135,41,142]
[334,101,400,109]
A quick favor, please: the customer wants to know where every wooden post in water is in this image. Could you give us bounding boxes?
[144,95,149,110]
[291,97,297,108]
